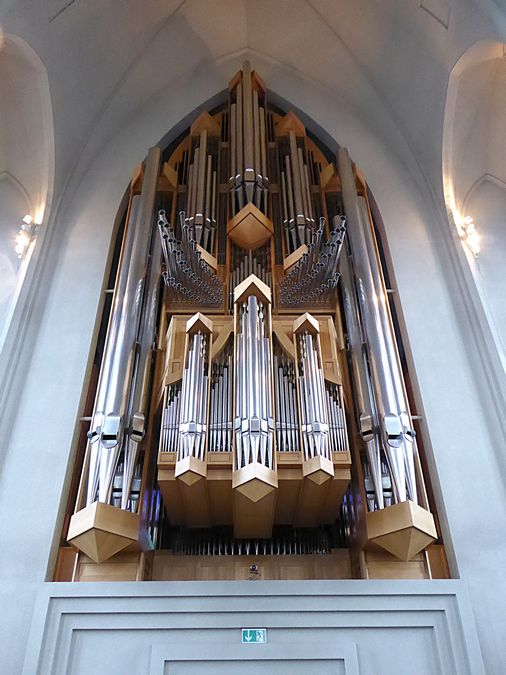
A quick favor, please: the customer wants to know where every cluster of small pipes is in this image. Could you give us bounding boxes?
[326,383,349,454]
[229,62,269,214]
[279,216,346,307]
[280,130,316,253]
[208,341,233,452]
[184,128,218,253]
[172,529,333,556]
[273,347,299,452]
[158,210,223,307]
[228,244,272,309]
[160,382,182,454]
[297,332,331,462]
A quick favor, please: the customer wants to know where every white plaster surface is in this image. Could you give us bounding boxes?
[0,1,504,673]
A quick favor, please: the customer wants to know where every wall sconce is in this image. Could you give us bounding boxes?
[459,216,480,257]
[15,215,36,259]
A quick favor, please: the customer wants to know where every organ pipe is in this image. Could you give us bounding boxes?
[86,146,161,507]
[337,146,418,506]
[229,62,269,214]
[209,339,234,453]
[178,319,212,464]
[158,210,223,308]
[120,206,162,509]
[339,246,385,509]
[294,320,330,462]
[273,341,299,453]
[67,63,437,569]
[234,280,275,471]
[279,215,346,308]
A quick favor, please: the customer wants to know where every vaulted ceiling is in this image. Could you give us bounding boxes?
[0,0,505,220]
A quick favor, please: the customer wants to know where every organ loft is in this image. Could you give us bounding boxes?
[57,63,446,582]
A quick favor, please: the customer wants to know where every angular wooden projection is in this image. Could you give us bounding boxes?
[227,203,274,250]
[190,111,221,137]
[366,500,437,561]
[233,462,278,503]
[67,501,139,563]
[293,311,321,337]
[233,274,272,306]
[303,455,334,485]
[283,244,308,273]
[175,455,206,485]
[233,465,278,539]
[274,111,306,137]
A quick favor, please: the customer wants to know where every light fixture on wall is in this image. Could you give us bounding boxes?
[15,214,36,259]
[459,216,481,257]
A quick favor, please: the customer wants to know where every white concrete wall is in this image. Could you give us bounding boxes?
[23,581,485,675]
[465,179,506,354]
[0,1,504,672]
[0,54,503,674]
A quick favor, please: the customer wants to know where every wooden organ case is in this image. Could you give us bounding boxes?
[57,63,449,584]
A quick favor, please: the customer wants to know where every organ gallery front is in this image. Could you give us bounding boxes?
[56,63,448,583]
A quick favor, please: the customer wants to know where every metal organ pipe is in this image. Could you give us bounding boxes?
[234,293,274,470]
[337,146,417,505]
[184,129,217,253]
[121,213,162,509]
[66,65,439,570]
[273,345,299,453]
[209,341,234,452]
[280,132,316,253]
[339,248,384,509]
[279,216,345,308]
[357,196,417,503]
[86,146,161,507]
[178,331,209,462]
[296,331,330,462]
[158,210,223,308]
[161,382,182,453]
[229,62,269,213]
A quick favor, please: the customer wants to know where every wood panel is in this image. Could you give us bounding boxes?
[53,547,78,582]
[75,552,144,582]
[151,550,351,581]
[364,549,429,580]
[426,544,450,579]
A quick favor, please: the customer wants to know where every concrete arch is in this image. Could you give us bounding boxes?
[442,39,506,224]
[0,32,55,344]
[0,33,55,225]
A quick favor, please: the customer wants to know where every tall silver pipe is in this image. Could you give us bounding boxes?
[297,332,330,461]
[121,214,162,509]
[87,146,160,506]
[178,332,209,461]
[242,61,255,201]
[357,196,417,502]
[289,131,304,233]
[234,295,274,469]
[86,195,139,505]
[338,146,415,504]
[339,247,384,508]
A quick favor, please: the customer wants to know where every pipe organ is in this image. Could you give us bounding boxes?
[65,62,440,579]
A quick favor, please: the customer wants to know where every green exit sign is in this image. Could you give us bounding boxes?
[241,628,267,644]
